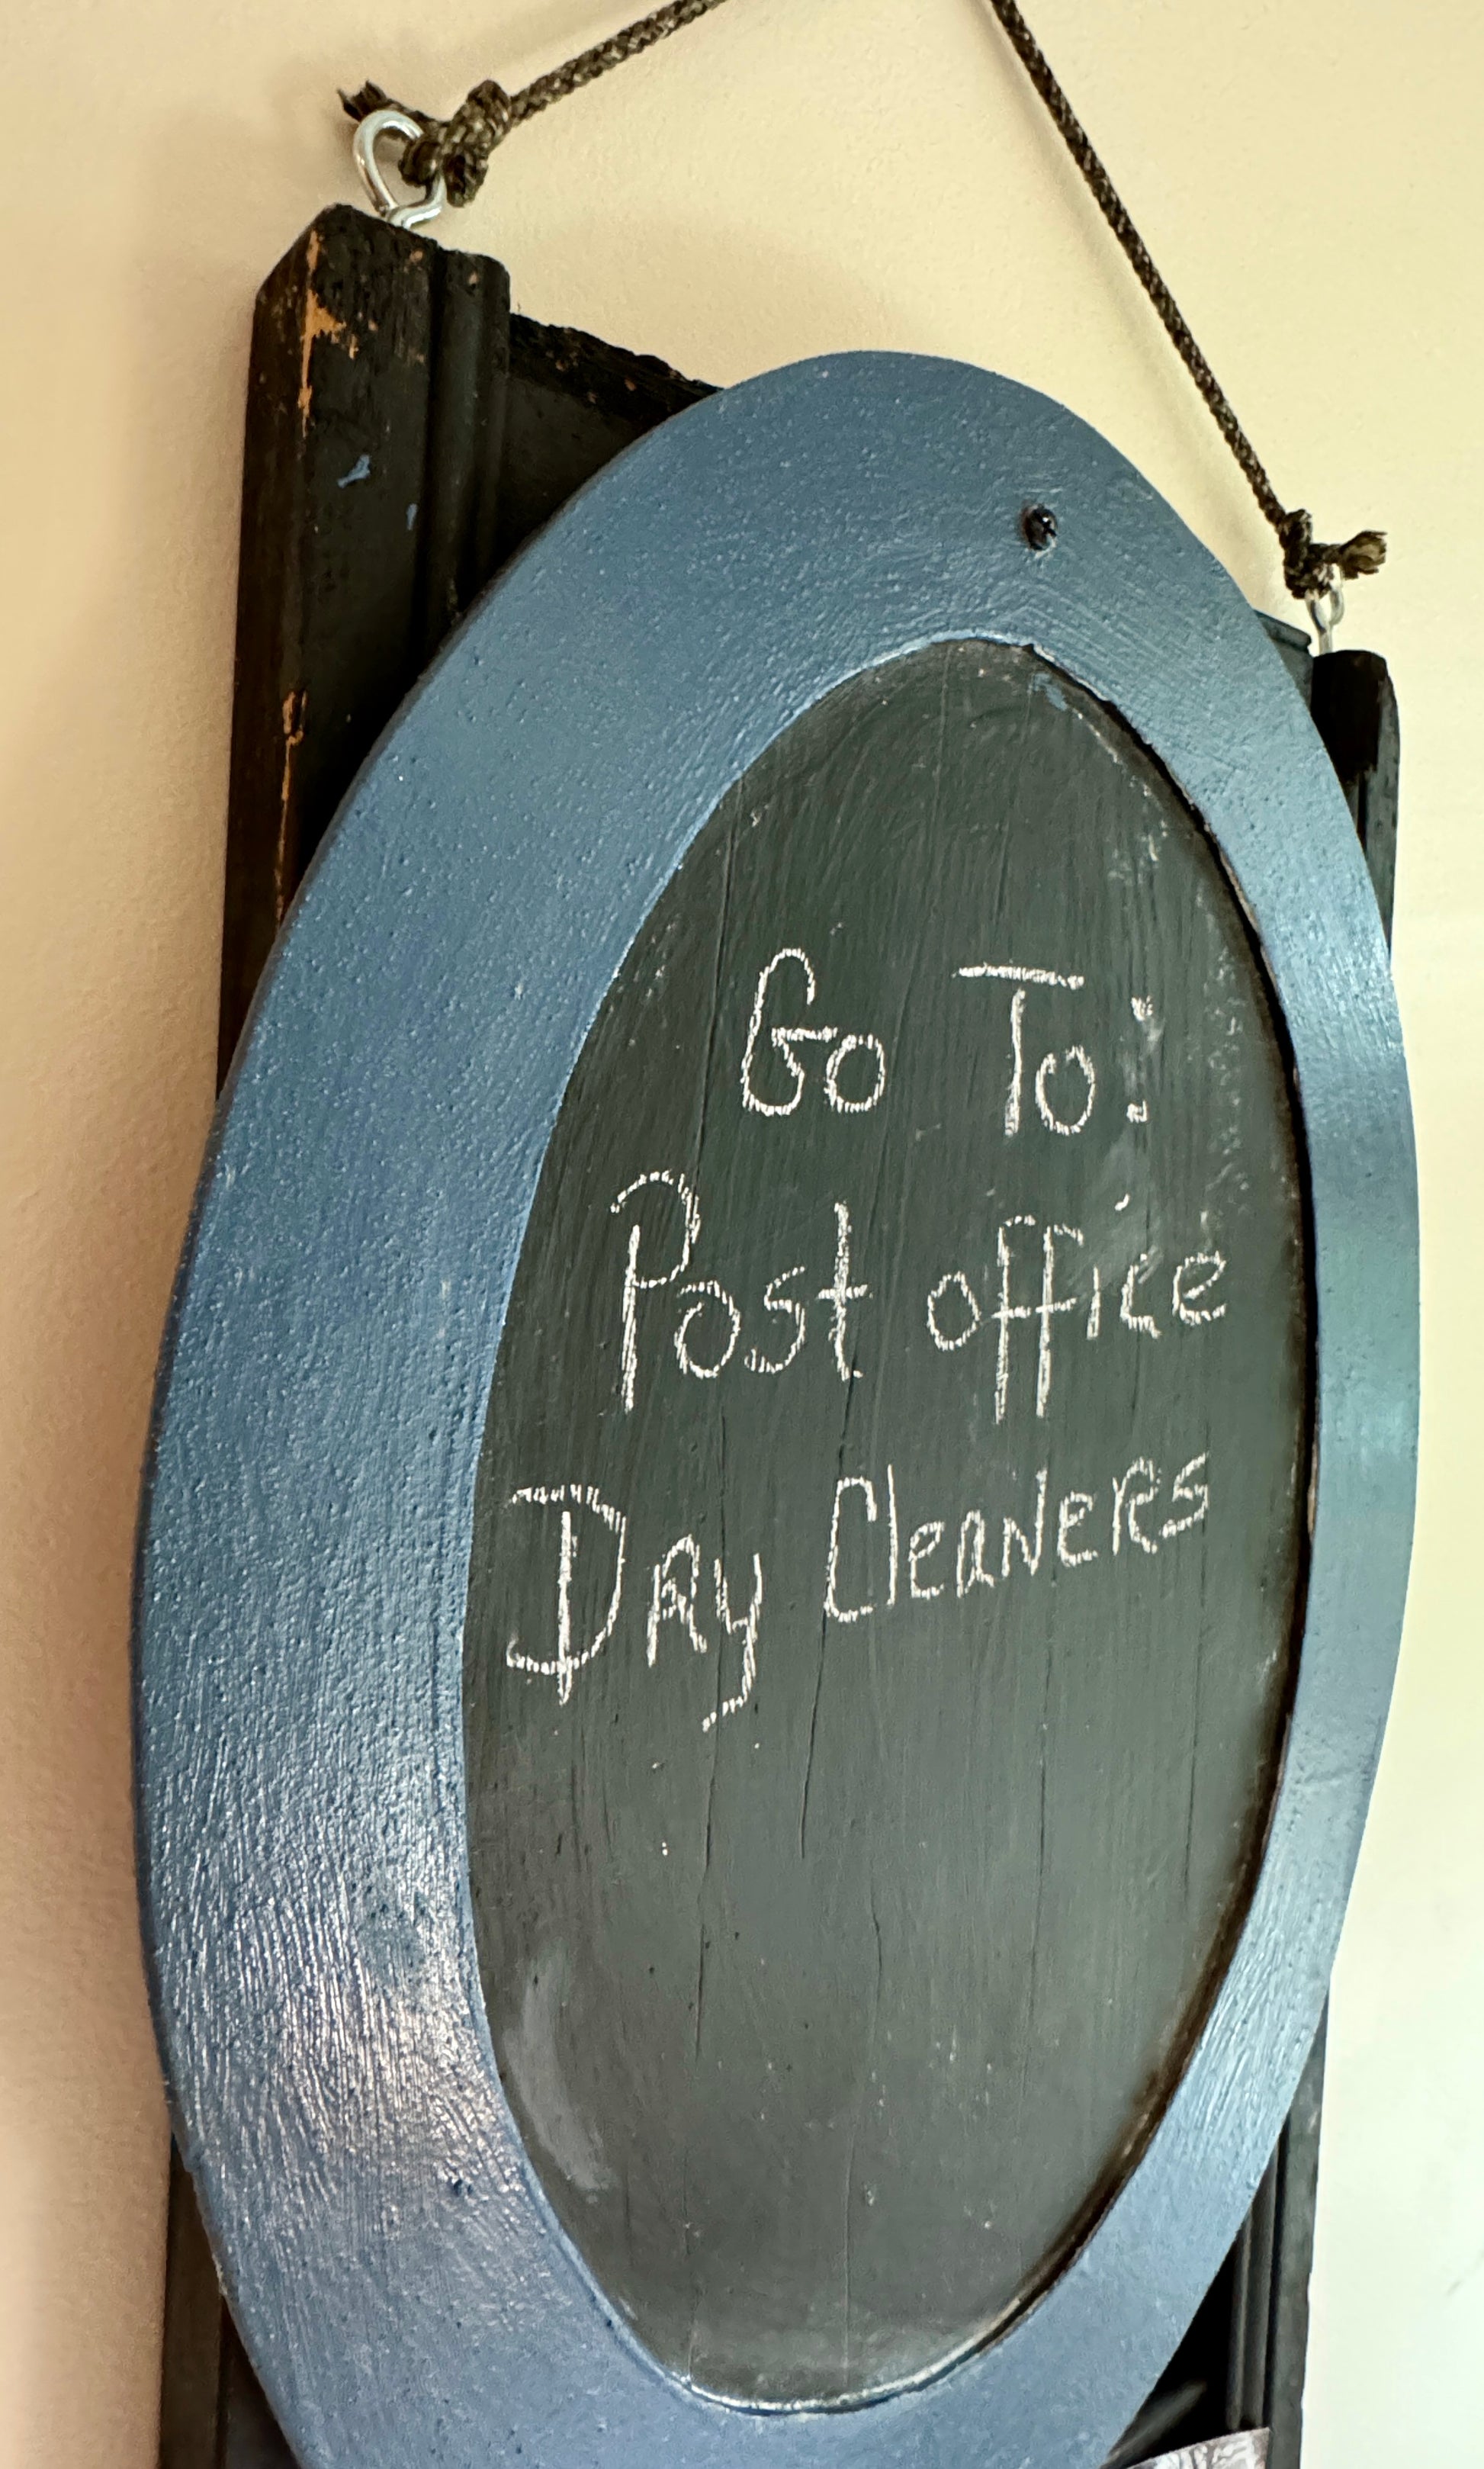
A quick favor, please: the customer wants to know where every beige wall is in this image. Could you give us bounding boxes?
[2,2,1478,2462]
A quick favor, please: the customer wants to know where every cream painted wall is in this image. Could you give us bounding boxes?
[2,2,1478,2463]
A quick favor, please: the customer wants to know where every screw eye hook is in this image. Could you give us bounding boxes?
[1306,574,1345,656]
[352,106,447,232]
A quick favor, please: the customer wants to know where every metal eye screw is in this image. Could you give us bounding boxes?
[1306,576,1345,656]
[353,106,448,233]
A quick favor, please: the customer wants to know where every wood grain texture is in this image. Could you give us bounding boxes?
[134,350,1416,2469]
[219,204,708,1077]
[466,639,1309,2402]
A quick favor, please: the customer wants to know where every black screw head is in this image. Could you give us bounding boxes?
[1021,503,1058,554]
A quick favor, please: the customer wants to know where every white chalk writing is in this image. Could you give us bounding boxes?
[826,1475,879,1624]
[927,1269,982,1353]
[512,926,1254,1744]
[673,1279,742,1380]
[817,1201,869,1384]
[741,947,888,1118]
[744,1265,808,1374]
[611,1188,872,1403]
[611,1169,700,1413]
[647,1534,706,1665]
[1120,1254,1161,1340]
[956,962,1105,1142]
[994,1218,1084,1422]
[822,1448,1210,1626]
[1173,1253,1228,1326]
[506,1484,628,1705]
[500,1446,1213,1717]
[705,1555,763,1730]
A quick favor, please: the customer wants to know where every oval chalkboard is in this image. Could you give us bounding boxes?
[464,639,1309,2404]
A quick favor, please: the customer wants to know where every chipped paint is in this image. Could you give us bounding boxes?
[275,688,306,920]
[298,230,358,434]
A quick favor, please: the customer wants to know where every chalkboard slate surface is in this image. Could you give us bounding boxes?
[464,639,1310,2403]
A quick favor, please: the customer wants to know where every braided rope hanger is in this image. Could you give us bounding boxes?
[342,0,1386,622]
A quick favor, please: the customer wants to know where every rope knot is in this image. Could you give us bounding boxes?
[1277,507,1388,603]
[425,79,517,204]
[342,78,517,208]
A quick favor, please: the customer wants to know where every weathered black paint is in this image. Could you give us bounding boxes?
[1309,652,1400,941]
[464,641,1310,2404]
[174,203,1400,2469]
[218,203,708,1077]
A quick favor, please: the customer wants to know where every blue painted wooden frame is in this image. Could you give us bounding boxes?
[135,355,1417,2469]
